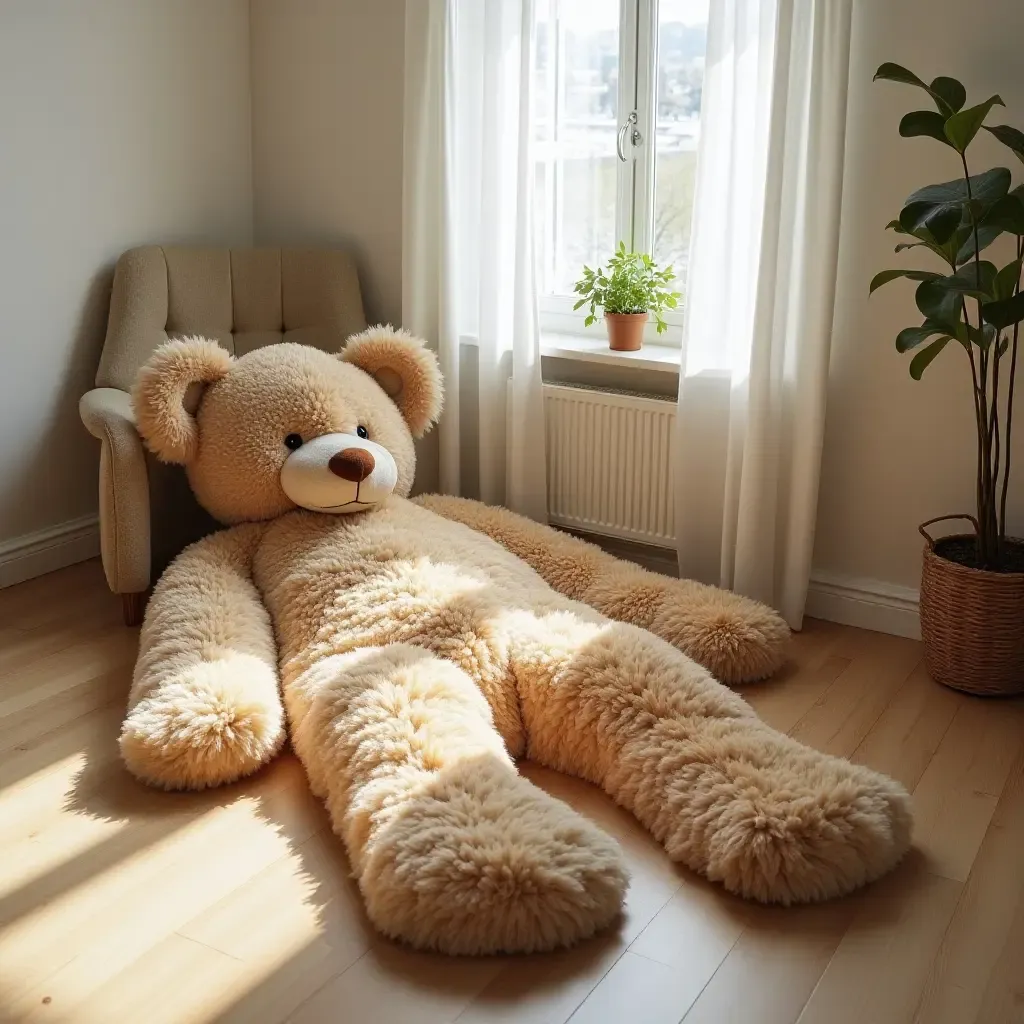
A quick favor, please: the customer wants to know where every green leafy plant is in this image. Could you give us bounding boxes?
[871,64,1024,569]
[573,242,681,333]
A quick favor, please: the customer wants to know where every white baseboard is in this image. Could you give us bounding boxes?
[806,570,921,640]
[572,529,922,641]
[0,515,100,589]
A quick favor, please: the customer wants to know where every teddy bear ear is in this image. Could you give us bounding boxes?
[132,336,233,463]
[341,325,443,438]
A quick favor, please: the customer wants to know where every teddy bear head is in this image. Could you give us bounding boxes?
[132,326,442,524]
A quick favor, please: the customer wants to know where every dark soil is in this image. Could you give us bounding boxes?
[934,536,1024,574]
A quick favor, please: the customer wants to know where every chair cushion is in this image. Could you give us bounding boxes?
[96,245,366,391]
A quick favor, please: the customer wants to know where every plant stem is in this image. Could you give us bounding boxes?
[980,346,995,564]
[961,150,998,564]
[962,295,987,559]
[961,152,984,290]
[991,323,1001,552]
[999,236,1023,539]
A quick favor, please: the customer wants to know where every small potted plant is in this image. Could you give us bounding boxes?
[872,63,1024,695]
[573,242,680,351]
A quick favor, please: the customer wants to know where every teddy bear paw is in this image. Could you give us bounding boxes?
[652,726,912,904]
[358,754,629,954]
[651,587,791,685]
[120,655,285,790]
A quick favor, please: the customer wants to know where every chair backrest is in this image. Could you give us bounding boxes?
[96,246,367,391]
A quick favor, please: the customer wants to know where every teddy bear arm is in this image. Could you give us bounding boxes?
[283,644,627,955]
[415,493,790,683]
[506,611,912,906]
[120,522,286,790]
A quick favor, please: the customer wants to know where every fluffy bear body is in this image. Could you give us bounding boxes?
[120,330,913,956]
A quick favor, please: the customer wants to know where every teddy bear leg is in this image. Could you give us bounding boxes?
[121,526,285,790]
[509,612,912,905]
[415,494,791,684]
[284,644,628,954]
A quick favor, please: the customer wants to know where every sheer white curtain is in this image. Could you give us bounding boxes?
[403,0,547,521]
[675,0,852,628]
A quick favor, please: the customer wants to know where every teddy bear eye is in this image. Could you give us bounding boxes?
[356,425,369,439]
[284,433,304,451]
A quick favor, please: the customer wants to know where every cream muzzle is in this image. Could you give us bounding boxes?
[280,432,398,513]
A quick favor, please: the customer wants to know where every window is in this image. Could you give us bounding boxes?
[533,0,708,342]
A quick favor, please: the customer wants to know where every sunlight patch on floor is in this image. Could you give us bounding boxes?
[0,812,126,902]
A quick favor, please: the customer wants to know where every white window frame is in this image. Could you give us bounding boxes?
[538,0,688,347]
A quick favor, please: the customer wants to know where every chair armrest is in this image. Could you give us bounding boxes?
[80,387,136,440]
[80,388,152,594]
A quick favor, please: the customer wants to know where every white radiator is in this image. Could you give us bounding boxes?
[543,383,676,548]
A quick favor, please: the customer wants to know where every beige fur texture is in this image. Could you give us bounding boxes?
[133,340,420,523]
[124,330,913,956]
[132,336,232,464]
[342,324,444,438]
[414,494,791,684]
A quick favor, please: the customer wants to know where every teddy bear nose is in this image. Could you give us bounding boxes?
[329,447,375,482]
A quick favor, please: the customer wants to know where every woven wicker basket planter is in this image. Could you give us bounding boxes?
[919,516,1024,696]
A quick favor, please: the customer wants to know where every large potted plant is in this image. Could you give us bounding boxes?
[573,242,680,351]
[872,64,1024,695]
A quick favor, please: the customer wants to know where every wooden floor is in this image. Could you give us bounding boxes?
[1,560,1023,1024]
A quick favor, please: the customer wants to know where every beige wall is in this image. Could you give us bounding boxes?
[814,0,1024,591]
[0,0,253,547]
[249,0,405,328]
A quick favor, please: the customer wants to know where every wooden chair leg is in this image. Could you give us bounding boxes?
[121,592,146,627]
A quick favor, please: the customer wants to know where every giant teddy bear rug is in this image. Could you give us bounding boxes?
[123,327,912,955]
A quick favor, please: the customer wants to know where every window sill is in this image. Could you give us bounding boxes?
[540,333,680,375]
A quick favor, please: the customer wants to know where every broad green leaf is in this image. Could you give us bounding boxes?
[910,337,951,378]
[994,258,1023,302]
[869,269,942,294]
[901,201,962,243]
[874,64,961,116]
[930,77,967,114]
[900,110,952,145]
[899,170,1011,248]
[954,223,1003,265]
[944,95,1004,151]
[896,321,951,352]
[984,124,1024,165]
[888,213,996,267]
[935,261,998,300]
[873,62,929,87]
[983,192,1024,235]
[982,291,1024,329]
[572,298,587,310]
[905,168,1011,208]
[889,221,958,264]
[915,278,962,325]
[965,322,998,349]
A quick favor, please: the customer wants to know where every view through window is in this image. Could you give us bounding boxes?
[533,0,709,323]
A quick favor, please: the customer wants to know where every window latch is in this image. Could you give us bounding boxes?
[616,111,642,162]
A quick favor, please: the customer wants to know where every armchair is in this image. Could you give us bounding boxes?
[80,245,366,624]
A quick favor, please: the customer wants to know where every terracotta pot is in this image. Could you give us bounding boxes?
[605,312,647,351]
[918,515,1024,696]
